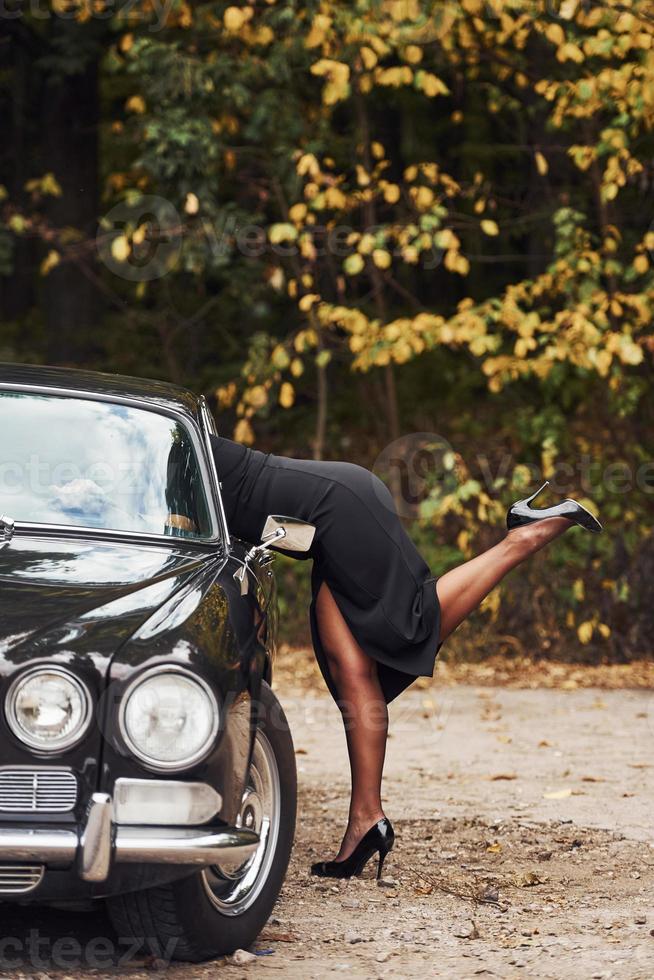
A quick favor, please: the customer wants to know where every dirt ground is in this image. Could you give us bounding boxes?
[1,651,652,979]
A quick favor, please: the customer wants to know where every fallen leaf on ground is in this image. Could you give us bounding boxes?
[543,788,572,799]
[490,773,518,781]
[512,871,546,887]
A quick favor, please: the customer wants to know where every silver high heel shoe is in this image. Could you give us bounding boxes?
[507,481,602,533]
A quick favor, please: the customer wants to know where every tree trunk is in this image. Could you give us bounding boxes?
[41,24,101,363]
[0,29,39,322]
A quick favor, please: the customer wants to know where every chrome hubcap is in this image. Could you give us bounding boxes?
[201,729,280,915]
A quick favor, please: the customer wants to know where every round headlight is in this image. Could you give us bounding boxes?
[6,667,91,751]
[119,667,219,771]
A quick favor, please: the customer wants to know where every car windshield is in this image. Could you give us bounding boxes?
[0,390,213,539]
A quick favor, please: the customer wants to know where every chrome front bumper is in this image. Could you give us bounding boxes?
[0,794,259,884]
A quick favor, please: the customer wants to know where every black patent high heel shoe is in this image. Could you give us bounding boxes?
[310,817,395,879]
[507,481,602,533]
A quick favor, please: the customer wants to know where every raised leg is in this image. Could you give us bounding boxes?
[437,517,571,641]
[314,581,388,861]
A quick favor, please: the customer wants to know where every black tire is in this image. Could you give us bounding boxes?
[106,681,296,962]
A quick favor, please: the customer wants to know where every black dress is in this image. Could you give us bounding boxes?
[210,435,442,704]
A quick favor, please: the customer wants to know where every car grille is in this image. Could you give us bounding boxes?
[0,864,44,894]
[0,768,78,813]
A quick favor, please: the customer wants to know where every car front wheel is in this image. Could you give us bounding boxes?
[106,681,297,962]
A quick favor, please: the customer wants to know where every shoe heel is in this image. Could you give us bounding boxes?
[525,480,549,505]
[376,847,389,880]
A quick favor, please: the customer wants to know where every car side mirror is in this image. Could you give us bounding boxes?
[233,515,316,596]
[260,515,316,553]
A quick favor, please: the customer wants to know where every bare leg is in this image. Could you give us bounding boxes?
[437,517,571,641]
[315,581,387,861]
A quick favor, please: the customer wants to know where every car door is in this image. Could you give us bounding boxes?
[197,398,276,640]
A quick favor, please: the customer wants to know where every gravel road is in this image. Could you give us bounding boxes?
[1,660,652,979]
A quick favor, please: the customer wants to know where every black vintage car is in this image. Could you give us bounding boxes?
[0,364,312,962]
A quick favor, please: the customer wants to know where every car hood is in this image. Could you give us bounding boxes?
[0,535,222,671]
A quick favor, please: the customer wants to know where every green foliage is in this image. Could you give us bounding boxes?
[1,0,653,660]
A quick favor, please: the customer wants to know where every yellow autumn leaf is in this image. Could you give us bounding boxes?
[383,184,401,204]
[377,66,413,88]
[577,621,593,644]
[324,187,347,209]
[557,42,584,63]
[290,358,304,377]
[360,46,377,70]
[289,202,308,223]
[298,293,320,312]
[412,186,434,209]
[372,249,392,269]
[269,223,298,244]
[224,6,250,32]
[481,219,499,236]
[310,59,350,105]
[233,419,254,446]
[279,382,295,409]
[403,45,423,65]
[40,250,60,276]
[184,192,199,215]
[111,235,130,262]
[305,14,331,49]
[271,345,290,369]
[595,350,612,377]
[633,254,649,274]
[245,385,268,409]
[417,72,450,98]
[126,95,146,114]
[545,23,565,46]
[296,153,320,177]
[535,151,549,176]
[216,383,236,408]
[132,224,147,246]
[435,228,457,249]
[559,0,578,19]
[269,267,285,292]
[356,165,370,187]
[344,253,364,275]
[618,339,643,365]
